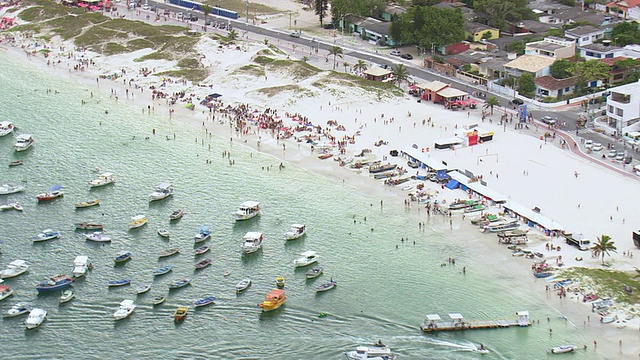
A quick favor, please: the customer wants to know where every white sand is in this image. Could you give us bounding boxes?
[2,2,639,356]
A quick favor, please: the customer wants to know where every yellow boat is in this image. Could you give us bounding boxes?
[174,306,188,321]
[74,199,100,208]
[259,289,286,312]
[275,276,285,288]
[129,215,148,229]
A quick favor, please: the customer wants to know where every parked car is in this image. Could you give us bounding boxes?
[177,12,184,20]
[323,23,335,29]
[189,15,198,22]
[607,149,617,158]
[592,143,603,152]
[584,140,593,150]
[623,155,632,164]
[290,31,301,38]
[540,116,556,126]
[615,153,625,162]
[400,53,413,60]
[390,50,401,56]
[218,22,226,30]
[142,3,149,10]
[511,98,524,105]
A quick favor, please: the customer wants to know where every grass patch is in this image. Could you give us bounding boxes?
[126,38,156,52]
[560,267,640,305]
[75,28,128,48]
[135,51,172,62]
[103,42,129,56]
[253,55,275,65]
[267,44,286,56]
[256,84,315,98]
[234,64,265,77]
[257,49,274,56]
[177,58,201,69]
[267,59,320,80]
[212,0,278,15]
[156,69,209,83]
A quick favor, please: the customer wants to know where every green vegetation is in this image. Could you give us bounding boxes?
[156,69,208,83]
[390,6,465,48]
[560,267,640,306]
[473,0,537,31]
[257,84,304,97]
[234,64,265,77]
[253,55,276,65]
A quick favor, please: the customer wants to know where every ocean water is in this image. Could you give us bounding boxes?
[0,52,596,359]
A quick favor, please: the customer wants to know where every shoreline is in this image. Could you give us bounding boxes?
[2,14,639,357]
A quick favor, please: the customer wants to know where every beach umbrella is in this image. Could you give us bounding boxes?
[89,5,100,10]
[410,85,418,90]
[78,3,88,7]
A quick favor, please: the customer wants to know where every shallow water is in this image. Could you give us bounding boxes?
[0,52,598,359]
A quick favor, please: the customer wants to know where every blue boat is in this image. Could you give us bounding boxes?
[533,272,553,278]
[35,275,74,293]
[193,296,216,307]
[193,226,212,243]
[114,251,132,263]
[108,279,131,287]
[153,265,173,276]
[168,278,191,290]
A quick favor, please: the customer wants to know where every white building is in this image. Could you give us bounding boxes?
[606,80,640,135]
[564,26,605,46]
[525,36,576,59]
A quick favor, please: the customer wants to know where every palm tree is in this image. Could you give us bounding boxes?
[227,29,238,41]
[343,62,349,73]
[302,56,309,63]
[484,96,500,115]
[327,46,343,70]
[264,39,269,46]
[592,234,617,265]
[391,63,410,87]
[292,44,297,53]
[201,3,213,25]
[353,59,368,73]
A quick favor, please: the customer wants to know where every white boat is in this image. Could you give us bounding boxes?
[14,134,35,152]
[0,284,14,300]
[88,172,116,188]
[129,215,148,229]
[284,224,306,240]
[0,202,23,211]
[33,229,60,242]
[4,302,32,318]
[233,201,261,221]
[345,345,397,360]
[157,228,170,238]
[241,231,263,254]
[24,308,47,329]
[59,289,75,304]
[293,251,319,267]
[1,259,30,279]
[71,256,90,278]
[84,231,112,242]
[149,182,173,202]
[235,278,251,293]
[550,345,577,354]
[136,284,151,294]
[0,121,14,136]
[113,299,136,320]
[315,279,337,293]
[0,184,25,195]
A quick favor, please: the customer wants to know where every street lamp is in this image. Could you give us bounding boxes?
[614,37,619,47]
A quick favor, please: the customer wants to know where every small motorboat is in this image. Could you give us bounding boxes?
[293,251,319,267]
[235,278,251,293]
[193,296,216,308]
[4,302,32,318]
[550,345,577,354]
[1,260,30,279]
[129,215,148,229]
[33,229,61,242]
[85,231,111,242]
[0,202,23,211]
[168,278,191,290]
[35,275,73,293]
[152,295,167,306]
[0,285,15,300]
[174,305,188,321]
[74,222,104,230]
[113,299,136,320]
[284,224,306,240]
[114,251,132,264]
[108,279,131,287]
[193,226,212,243]
[194,258,212,270]
[14,134,35,152]
[153,265,173,276]
[149,182,173,202]
[136,284,151,294]
[194,244,210,255]
[169,209,184,220]
[345,345,397,360]
[275,276,285,288]
[8,160,24,167]
[157,228,170,238]
[88,173,116,188]
[74,199,100,208]
[233,201,261,221]
[306,267,323,279]
[0,121,14,136]
[158,248,180,258]
[36,185,64,202]
[315,279,337,293]
[59,290,75,304]
[0,184,25,195]
[24,308,47,329]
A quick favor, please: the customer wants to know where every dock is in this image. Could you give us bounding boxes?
[420,311,530,332]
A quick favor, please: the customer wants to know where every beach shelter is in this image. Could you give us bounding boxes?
[445,179,459,190]
[208,93,222,99]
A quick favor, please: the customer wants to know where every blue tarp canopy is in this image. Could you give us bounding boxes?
[445,179,460,189]
[208,93,222,98]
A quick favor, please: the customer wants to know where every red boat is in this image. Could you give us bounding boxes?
[36,186,64,202]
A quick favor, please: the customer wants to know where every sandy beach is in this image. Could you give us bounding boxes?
[2,1,639,357]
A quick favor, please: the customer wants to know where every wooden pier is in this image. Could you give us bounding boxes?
[420,311,530,332]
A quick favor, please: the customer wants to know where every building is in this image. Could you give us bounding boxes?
[525,37,576,59]
[352,17,395,46]
[363,67,393,82]
[599,56,640,85]
[464,21,500,42]
[605,80,640,135]
[578,41,622,60]
[381,4,406,22]
[421,80,450,103]
[504,54,556,77]
[606,0,640,19]
[564,25,605,46]
[534,76,579,98]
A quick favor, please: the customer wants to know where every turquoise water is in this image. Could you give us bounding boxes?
[0,52,596,359]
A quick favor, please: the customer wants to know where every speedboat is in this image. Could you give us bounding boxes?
[36,185,64,201]
[293,251,319,267]
[153,265,173,276]
[315,279,337,293]
[74,222,103,230]
[33,229,61,242]
[113,299,136,320]
[193,296,216,308]
[0,121,14,136]
[168,278,191,290]
[306,267,323,279]
[170,209,184,220]
[85,231,111,242]
[550,345,577,354]
[233,201,261,221]
[74,199,100,208]
[24,308,47,329]
[35,275,74,293]
[108,279,131,287]
[149,182,173,202]
[4,302,32,318]
[1,259,30,279]
[195,258,212,269]
[136,284,151,294]
[174,306,188,321]
[14,134,35,152]
[114,251,132,263]
[157,228,170,238]
[241,231,263,254]
[88,173,115,188]
[345,345,397,360]
[193,226,212,243]
[258,289,286,312]
[284,224,306,240]
[194,244,210,255]
[0,202,23,211]
[235,278,251,293]
[71,256,90,278]
[158,248,179,258]
[0,184,25,195]
[59,289,75,304]
[129,215,148,229]
[0,285,15,300]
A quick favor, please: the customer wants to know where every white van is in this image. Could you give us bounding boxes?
[634,164,640,176]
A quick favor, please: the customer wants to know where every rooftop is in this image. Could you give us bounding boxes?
[565,25,603,37]
[504,54,556,73]
[609,80,640,95]
[363,67,392,77]
[579,42,620,52]
[534,76,579,91]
